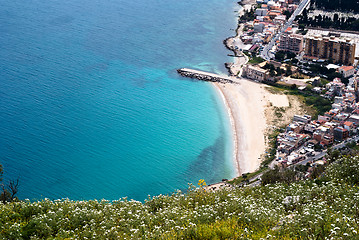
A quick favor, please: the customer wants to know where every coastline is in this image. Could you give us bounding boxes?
[217,0,264,176]
[212,81,268,175]
[212,82,240,175]
[212,0,298,176]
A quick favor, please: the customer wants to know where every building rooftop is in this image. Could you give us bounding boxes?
[339,66,354,72]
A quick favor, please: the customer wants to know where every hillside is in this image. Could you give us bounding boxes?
[1,155,359,239]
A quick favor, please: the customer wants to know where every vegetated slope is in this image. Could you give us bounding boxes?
[1,156,359,239]
[312,0,359,13]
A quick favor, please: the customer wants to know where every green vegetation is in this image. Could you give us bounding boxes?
[262,63,285,77]
[283,10,292,20]
[248,56,265,64]
[325,155,359,185]
[302,63,344,82]
[262,129,282,167]
[239,7,256,22]
[0,164,19,204]
[296,7,359,31]
[264,83,332,118]
[1,155,359,239]
[261,167,299,185]
[274,50,296,62]
[304,95,332,117]
[311,0,359,13]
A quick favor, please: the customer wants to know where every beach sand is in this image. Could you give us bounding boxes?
[213,79,311,176]
[210,0,309,177]
[214,81,271,174]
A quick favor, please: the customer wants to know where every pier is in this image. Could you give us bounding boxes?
[177,68,238,84]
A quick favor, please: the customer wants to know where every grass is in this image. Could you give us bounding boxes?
[264,82,332,118]
[228,168,266,186]
[248,56,265,64]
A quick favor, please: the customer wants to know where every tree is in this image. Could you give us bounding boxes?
[286,65,293,77]
[326,156,359,185]
[0,163,19,204]
[275,51,286,62]
[283,10,292,20]
[299,23,305,31]
[261,167,298,185]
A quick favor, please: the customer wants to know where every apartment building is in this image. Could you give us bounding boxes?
[304,34,356,65]
[278,30,304,54]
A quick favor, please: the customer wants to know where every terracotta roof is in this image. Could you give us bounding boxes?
[303,55,319,60]
[344,121,354,126]
[268,11,281,16]
[339,66,354,72]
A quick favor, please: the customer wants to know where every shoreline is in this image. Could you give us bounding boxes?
[212,82,240,176]
[220,0,263,176]
[214,80,268,175]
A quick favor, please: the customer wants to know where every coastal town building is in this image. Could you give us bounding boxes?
[338,66,355,78]
[273,15,287,25]
[293,114,312,124]
[278,30,304,54]
[256,8,268,16]
[254,23,265,33]
[348,114,359,125]
[333,127,349,141]
[304,34,356,65]
[242,64,269,82]
[325,78,345,98]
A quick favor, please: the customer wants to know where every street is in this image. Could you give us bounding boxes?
[260,0,311,60]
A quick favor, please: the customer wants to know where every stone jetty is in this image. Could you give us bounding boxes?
[177,68,237,84]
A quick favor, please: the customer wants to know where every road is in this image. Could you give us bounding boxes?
[296,135,359,166]
[246,135,359,186]
[260,0,311,60]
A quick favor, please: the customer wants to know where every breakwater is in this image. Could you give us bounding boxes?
[177,68,237,84]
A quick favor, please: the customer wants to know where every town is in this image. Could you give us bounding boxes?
[235,0,359,179]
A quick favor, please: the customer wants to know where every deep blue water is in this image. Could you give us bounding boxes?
[0,0,239,201]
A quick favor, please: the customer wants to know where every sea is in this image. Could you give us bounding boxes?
[0,0,240,201]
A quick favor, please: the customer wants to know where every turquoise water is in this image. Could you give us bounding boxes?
[0,0,239,201]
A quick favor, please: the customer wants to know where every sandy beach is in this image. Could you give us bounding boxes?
[213,80,291,175]
[210,0,309,176]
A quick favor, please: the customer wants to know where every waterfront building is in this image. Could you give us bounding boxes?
[255,8,268,16]
[242,64,269,82]
[278,30,304,54]
[286,122,304,133]
[304,34,356,65]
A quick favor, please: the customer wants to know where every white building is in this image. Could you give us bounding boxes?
[338,66,355,78]
[242,64,269,82]
[255,8,268,16]
[254,23,265,33]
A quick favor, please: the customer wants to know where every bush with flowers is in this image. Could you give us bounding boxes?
[0,155,359,239]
